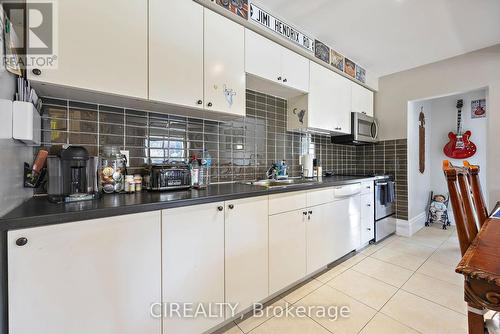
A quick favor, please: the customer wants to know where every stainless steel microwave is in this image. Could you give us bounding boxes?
[331,112,379,145]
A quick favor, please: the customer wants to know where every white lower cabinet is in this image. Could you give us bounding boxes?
[224,196,269,316]
[162,202,225,334]
[7,212,162,334]
[306,202,336,274]
[269,210,307,295]
[361,193,375,244]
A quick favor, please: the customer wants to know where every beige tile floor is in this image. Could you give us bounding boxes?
[218,224,480,334]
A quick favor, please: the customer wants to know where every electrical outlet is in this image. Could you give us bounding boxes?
[120,150,130,167]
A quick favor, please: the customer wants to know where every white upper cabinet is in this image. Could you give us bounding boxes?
[204,9,246,116]
[225,196,269,315]
[307,61,336,132]
[28,0,148,99]
[352,83,374,117]
[149,0,204,108]
[281,47,310,92]
[331,74,353,134]
[245,29,309,92]
[8,212,162,334]
[245,29,282,85]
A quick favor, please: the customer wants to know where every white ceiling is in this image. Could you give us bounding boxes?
[254,0,500,77]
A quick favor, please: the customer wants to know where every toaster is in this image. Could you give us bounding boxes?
[146,163,191,191]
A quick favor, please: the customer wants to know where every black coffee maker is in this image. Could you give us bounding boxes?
[47,146,100,203]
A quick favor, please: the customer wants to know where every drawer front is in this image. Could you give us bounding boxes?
[361,217,375,244]
[307,188,334,207]
[361,193,374,220]
[361,181,374,195]
[333,183,361,199]
[269,191,307,215]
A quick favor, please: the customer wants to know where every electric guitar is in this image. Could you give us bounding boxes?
[443,99,477,159]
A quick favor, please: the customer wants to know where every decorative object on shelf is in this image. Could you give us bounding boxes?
[215,0,249,19]
[443,99,477,159]
[419,107,425,174]
[355,65,366,83]
[471,98,486,119]
[314,40,330,63]
[249,3,314,52]
[330,50,344,71]
[344,58,356,78]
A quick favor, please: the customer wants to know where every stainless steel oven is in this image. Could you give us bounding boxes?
[374,176,396,242]
[331,112,379,145]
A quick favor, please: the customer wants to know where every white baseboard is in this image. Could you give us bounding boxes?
[396,212,426,237]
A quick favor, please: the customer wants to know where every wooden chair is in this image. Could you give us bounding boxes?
[463,160,489,227]
[443,160,488,334]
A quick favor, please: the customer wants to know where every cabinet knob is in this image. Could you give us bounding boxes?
[366,186,371,189]
[197,100,203,105]
[308,210,312,214]
[217,206,223,211]
[228,204,234,210]
[32,68,41,76]
[367,204,371,207]
[207,102,213,107]
[303,211,308,215]
[283,78,287,83]
[16,237,28,246]
[277,76,282,81]
[362,111,367,115]
[367,228,372,231]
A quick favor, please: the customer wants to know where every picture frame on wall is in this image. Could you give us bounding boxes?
[344,58,356,78]
[355,65,366,83]
[314,40,330,64]
[215,0,249,19]
[471,99,486,118]
[330,50,344,71]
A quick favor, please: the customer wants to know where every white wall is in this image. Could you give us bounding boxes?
[375,44,500,208]
[407,100,432,222]
[428,90,488,201]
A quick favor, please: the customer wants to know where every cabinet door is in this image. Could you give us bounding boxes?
[204,9,245,116]
[306,202,336,274]
[163,202,225,334]
[331,74,352,134]
[361,193,375,244]
[8,212,161,334]
[225,196,268,315]
[28,0,148,99]
[352,83,374,117]
[245,29,281,84]
[331,197,361,260]
[308,62,335,132]
[149,0,204,108]
[269,210,307,294]
[281,47,310,92]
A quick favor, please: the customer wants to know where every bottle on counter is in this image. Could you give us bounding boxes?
[189,155,200,188]
[134,174,142,192]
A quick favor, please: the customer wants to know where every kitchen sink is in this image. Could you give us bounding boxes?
[242,178,317,188]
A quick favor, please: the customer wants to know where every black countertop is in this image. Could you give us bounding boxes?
[0,176,374,231]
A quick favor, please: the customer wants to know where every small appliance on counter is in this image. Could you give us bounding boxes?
[145,163,191,191]
[300,154,315,178]
[47,146,100,203]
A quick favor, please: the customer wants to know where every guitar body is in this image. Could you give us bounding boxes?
[443,130,477,158]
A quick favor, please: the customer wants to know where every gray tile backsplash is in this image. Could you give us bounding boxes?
[40,90,408,218]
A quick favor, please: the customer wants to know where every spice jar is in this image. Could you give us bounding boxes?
[134,174,142,192]
[99,146,127,194]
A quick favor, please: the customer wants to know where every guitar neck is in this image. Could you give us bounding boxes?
[457,108,462,134]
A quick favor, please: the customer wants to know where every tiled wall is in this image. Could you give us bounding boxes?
[356,140,408,220]
[40,90,408,219]
[40,90,356,183]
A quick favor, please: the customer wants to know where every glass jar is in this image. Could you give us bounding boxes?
[99,146,127,194]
